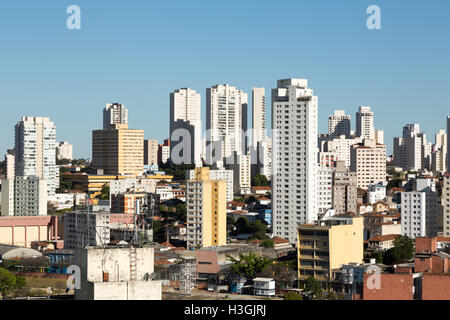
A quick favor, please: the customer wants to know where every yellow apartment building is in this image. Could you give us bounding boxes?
[297,215,364,288]
[186,167,227,249]
[92,124,144,176]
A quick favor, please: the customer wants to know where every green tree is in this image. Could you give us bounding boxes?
[383,235,414,265]
[245,196,258,205]
[160,163,194,180]
[236,217,250,234]
[14,276,26,290]
[251,174,269,186]
[175,203,187,222]
[249,220,268,240]
[369,251,383,264]
[228,253,271,279]
[284,291,303,300]
[0,267,18,298]
[304,276,322,299]
[258,264,297,289]
[99,184,110,200]
[56,158,71,166]
[153,221,164,238]
[387,178,403,189]
[227,215,236,234]
[261,239,274,248]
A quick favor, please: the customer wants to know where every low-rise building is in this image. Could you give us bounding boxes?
[253,278,275,297]
[251,186,271,195]
[0,215,59,248]
[63,211,110,249]
[297,215,364,288]
[74,246,162,300]
[367,183,386,204]
[367,234,400,251]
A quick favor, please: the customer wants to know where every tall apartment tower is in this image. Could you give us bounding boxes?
[56,141,73,161]
[443,174,450,237]
[401,179,441,238]
[271,79,318,244]
[350,139,386,189]
[394,124,424,170]
[157,139,170,165]
[14,116,58,196]
[5,149,15,180]
[251,87,272,180]
[356,106,375,140]
[447,116,450,173]
[252,87,266,147]
[103,103,128,130]
[92,124,144,176]
[170,88,202,166]
[144,139,158,166]
[206,84,248,163]
[432,129,447,173]
[186,167,227,249]
[332,161,357,214]
[375,130,384,145]
[328,110,351,138]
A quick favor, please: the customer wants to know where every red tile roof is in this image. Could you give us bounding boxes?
[272,236,289,244]
[161,241,175,248]
[368,234,400,242]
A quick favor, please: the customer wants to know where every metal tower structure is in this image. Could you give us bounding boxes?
[179,257,196,296]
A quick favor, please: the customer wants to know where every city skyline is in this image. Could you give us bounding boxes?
[0,1,449,158]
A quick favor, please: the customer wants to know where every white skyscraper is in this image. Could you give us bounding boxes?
[5,149,15,180]
[356,106,375,140]
[375,130,384,145]
[251,87,272,180]
[322,135,363,167]
[328,110,351,138]
[103,103,128,129]
[447,116,450,172]
[252,87,266,148]
[170,88,202,166]
[206,84,248,163]
[317,166,333,215]
[401,179,441,238]
[431,129,447,172]
[56,141,73,161]
[272,79,318,243]
[15,116,58,196]
[394,124,425,171]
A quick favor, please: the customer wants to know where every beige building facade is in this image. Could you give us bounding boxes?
[92,124,144,176]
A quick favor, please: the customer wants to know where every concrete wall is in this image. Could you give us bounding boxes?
[80,247,155,283]
[329,217,364,273]
[196,250,219,275]
[422,274,450,300]
[363,273,413,300]
[75,246,161,300]
[90,281,161,300]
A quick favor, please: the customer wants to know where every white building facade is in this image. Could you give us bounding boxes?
[206,84,248,162]
[271,79,318,244]
[15,116,58,196]
[328,110,350,138]
[356,106,375,140]
[103,103,128,129]
[57,141,73,161]
[170,88,202,166]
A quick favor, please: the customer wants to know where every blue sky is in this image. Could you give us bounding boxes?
[0,0,449,158]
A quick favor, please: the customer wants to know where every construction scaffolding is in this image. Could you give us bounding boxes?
[179,257,196,296]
